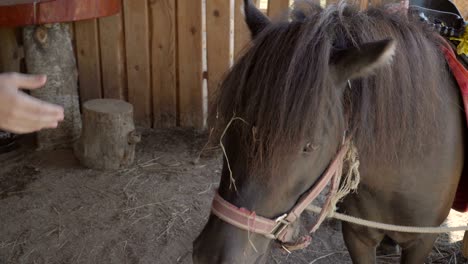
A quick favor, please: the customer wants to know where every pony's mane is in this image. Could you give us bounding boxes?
[210,1,452,172]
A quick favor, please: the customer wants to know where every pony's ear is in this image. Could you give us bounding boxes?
[330,39,396,84]
[243,0,271,38]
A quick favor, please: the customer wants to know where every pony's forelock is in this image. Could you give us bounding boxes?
[210,1,450,174]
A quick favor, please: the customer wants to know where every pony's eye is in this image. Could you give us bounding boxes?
[303,143,319,153]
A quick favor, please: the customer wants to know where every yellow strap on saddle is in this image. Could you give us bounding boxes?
[451,29,468,56]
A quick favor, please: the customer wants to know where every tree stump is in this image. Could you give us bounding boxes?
[23,23,82,150]
[75,99,141,170]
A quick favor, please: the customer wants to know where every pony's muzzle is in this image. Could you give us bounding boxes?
[193,214,270,264]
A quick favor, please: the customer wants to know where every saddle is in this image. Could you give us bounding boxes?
[409,0,468,65]
[412,0,468,213]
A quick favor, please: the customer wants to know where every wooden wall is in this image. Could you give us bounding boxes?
[73,0,340,129]
[3,0,458,129]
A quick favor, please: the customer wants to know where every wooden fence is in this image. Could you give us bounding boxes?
[1,0,466,129]
[74,0,398,129]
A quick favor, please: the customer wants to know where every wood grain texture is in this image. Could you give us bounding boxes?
[359,0,369,10]
[75,19,102,103]
[150,0,177,128]
[177,0,204,128]
[0,27,20,72]
[234,0,251,58]
[370,0,381,6]
[23,24,82,149]
[267,0,290,18]
[123,0,152,127]
[76,99,139,170]
[99,13,126,100]
[206,0,230,102]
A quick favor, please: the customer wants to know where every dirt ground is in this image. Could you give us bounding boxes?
[0,128,467,264]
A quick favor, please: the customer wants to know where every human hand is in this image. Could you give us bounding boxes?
[0,73,64,134]
[386,0,409,14]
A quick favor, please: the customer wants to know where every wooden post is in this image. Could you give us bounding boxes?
[206,0,231,102]
[75,19,102,103]
[268,0,290,18]
[0,27,20,72]
[177,0,204,128]
[99,13,126,100]
[75,99,140,170]
[150,0,177,128]
[123,0,152,128]
[234,0,251,58]
[370,0,381,7]
[359,0,369,10]
[23,23,82,150]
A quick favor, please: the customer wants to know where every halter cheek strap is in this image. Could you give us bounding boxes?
[210,141,350,250]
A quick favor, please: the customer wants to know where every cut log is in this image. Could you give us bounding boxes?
[75,99,140,170]
[23,23,82,150]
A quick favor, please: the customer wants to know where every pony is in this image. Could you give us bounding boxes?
[193,1,466,263]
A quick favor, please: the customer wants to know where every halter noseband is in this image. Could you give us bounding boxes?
[210,140,350,250]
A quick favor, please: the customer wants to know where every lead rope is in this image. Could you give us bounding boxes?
[281,141,358,252]
[328,142,360,215]
[306,205,468,233]
[304,141,468,234]
[285,0,468,251]
[309,141,360,233]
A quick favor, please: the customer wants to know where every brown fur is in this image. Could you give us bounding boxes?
[210,2,452,173]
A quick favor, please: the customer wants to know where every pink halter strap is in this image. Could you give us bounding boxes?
[210,141,350,249]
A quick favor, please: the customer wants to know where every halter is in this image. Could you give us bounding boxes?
[210,140,350,250]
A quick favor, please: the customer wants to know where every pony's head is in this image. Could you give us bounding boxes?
[193,1,408,263]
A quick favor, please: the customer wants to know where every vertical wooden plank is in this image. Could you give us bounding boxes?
[359,0,369,10]
[70,23,78,62]
[234,0,251,58]
[99,13,126,100]
[206,0,230,101]
[177,0,204,128]
[75,19,102,103]
[123,0,152,127]
[268,0,290,18]
[150,0,177,127]
[0,27,20,72]
[370,0,381,6]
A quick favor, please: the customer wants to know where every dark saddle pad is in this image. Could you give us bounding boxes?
[410,0,468,67]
